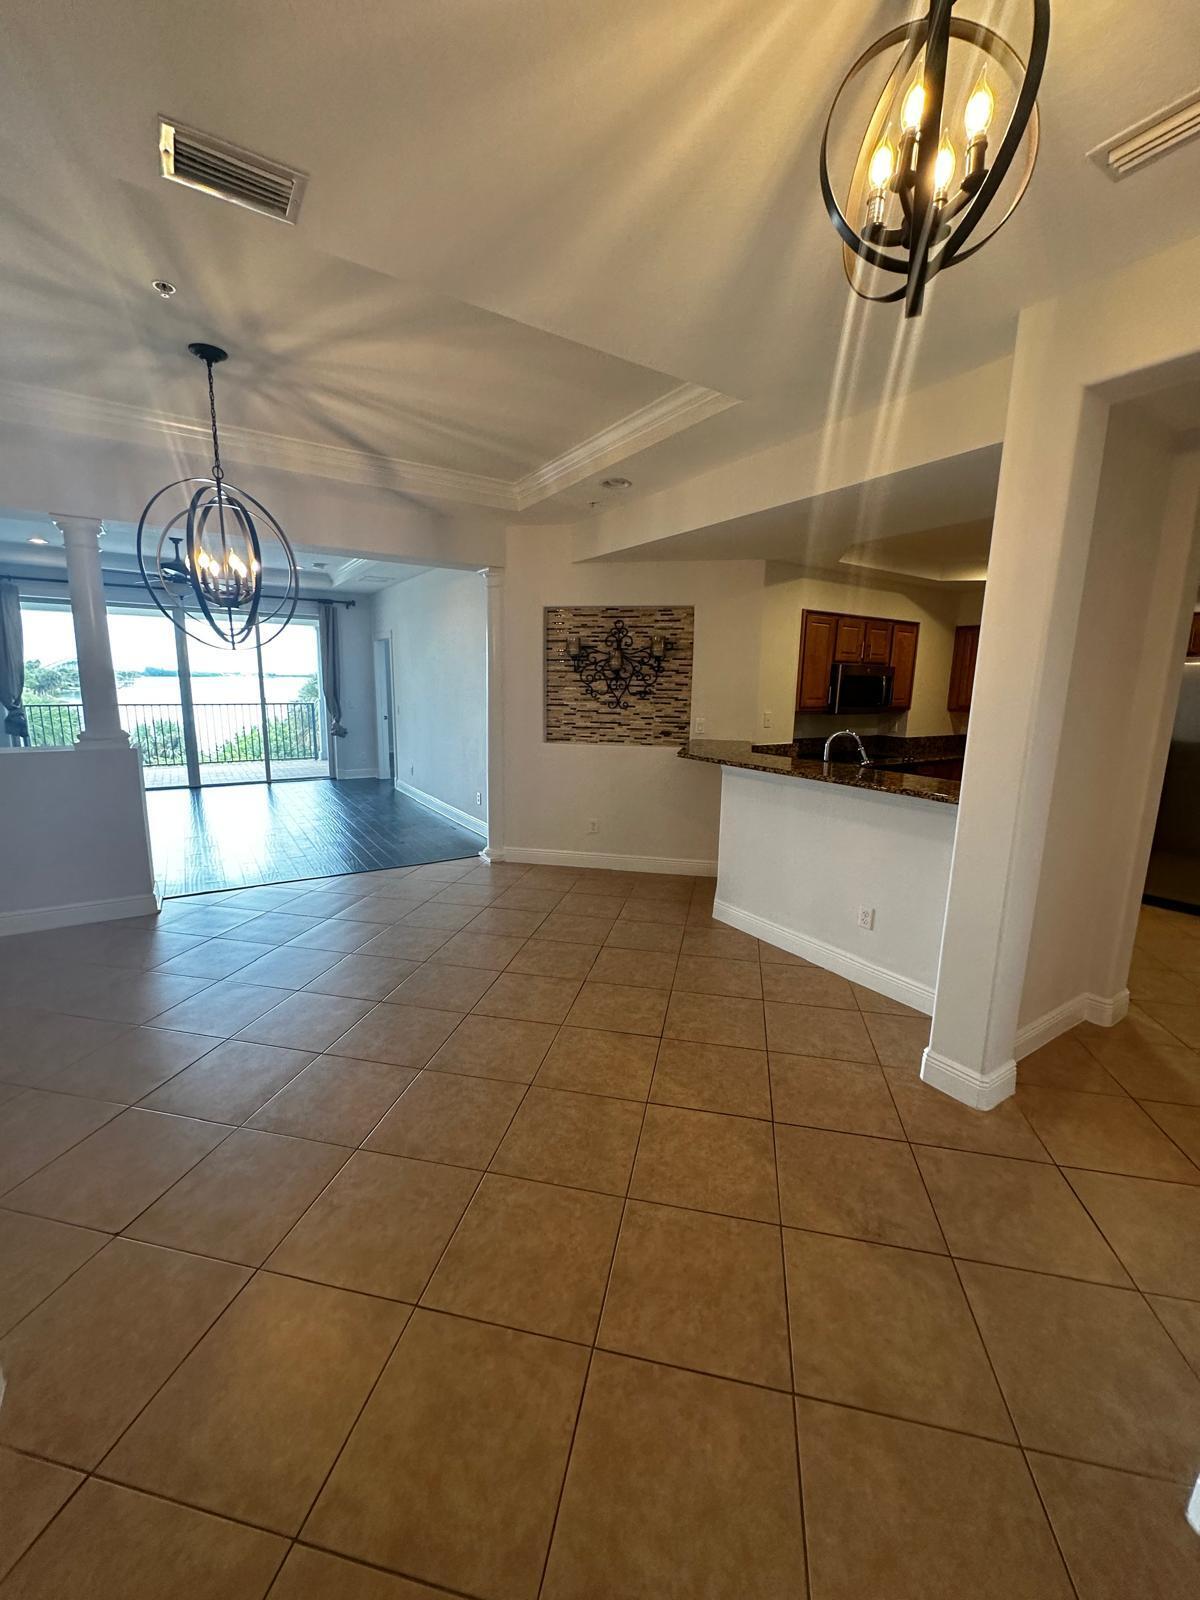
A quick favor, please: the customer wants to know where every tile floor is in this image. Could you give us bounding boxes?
[1,869,1199,1598]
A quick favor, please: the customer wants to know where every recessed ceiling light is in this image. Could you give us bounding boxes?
[27,536,48,545]
[152,279,177,298]
[600,477,633,490]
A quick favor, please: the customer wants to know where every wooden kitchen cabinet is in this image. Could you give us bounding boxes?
[796,608,920,713]
[889,621,919,710]
[948,624,980,713]
[1188,613,1200,658]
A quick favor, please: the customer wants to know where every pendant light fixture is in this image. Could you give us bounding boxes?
[136,343,299,648]
[820,0,1049,317]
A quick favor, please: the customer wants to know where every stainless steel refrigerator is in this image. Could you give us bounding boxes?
[1145,660,1200,913]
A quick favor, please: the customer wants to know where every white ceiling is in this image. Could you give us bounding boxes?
[3,0,1200,534]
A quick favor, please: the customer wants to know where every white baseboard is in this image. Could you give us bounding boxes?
[713,896,933,1014]
[500,847,717,876]
[1014,988,1131,1059]
[395,779,488,839]
[337,767,379,779]
[921,1047,1017,1110]
[0,891,161,939]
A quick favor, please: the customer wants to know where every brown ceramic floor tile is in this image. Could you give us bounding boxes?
[427,929,526,969]
[542,1352,804,1600]
[153,938,274,981]
[0,1091,124,1193]
[888,1070,1051,1159]
[678,927,758,961]
[285,917,381,954]
[487,885,561,912]
[862,1012,931,1070]
[387,962,498,1013]
[616,899,687,929]
[0,1007,127,1091]
[673,954,763,1000]
[959,1260,1200,1478]
[1016,1084,1200,1181]
[0,1238,247,1467]
[304,1309,588,1600]
[45,1027,216,1102]
[126,1129,349,1266]
[586,946,677,989]
[491,1086,643,1195]
[536,1027,658,1099]
[140,1040,314,1123]
[473,970,581,1024]
[505,939,598,980]
[1092,1038,1200,1103]
[227,911,323,945]
[784,1229,1012,1437]
[775,1124,945,1251]
[650,1038,772,1118]
[231,946,343,991]
[1065,1167,1200,1298]
[302,952,421,1000]
[0,1478,286,1599]
[631,1103,778,1222]
[1,1109,230,1232]
[103,1272,407,1535]
[268,1150,478,1300]
[1148,1294,1200,1377]
[564,980,669,1036]
[1138,999,1200,1050]
[427,1014,557,1084]
[770,1054,902,1139]
[797,1400,1072,1600]
[603,919,683,954]
[915,1145,1129,1284]
[764,1001,875,1063]
[365,1071,525,1168]
[248,1056,414,1145]
[399,901,480,932]
[761,965,856,1008]
[357,925,452,962]
[758,941,812,966]
[850,983,924,1016]
[422,1173,621,1342]
[1018,1033,1126,1094]
[664,990,765,1049]
[326,1002,459,1068]
[0,1211,108,1337]
[1029,1452,1200,1600]
[149,982,284,1038]
[0,1447,83,1582]
[1142,1099,1200,1164]
[267,1545,448,1599]
[465,906,549,939]
[599,1200,791,1388]
[236,992,375,1053]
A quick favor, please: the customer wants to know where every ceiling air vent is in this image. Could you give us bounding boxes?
[1087,90,1200,181]
[158,117,306,222]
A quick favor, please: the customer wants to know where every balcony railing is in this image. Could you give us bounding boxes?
[23,700,322,767]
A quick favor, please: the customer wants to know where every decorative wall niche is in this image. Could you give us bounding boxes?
[544,605,694,745]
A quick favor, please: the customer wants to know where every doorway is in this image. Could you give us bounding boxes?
[374,634,395,782]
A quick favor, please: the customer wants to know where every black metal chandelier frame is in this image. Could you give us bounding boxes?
[136,343,300,649]
[565,619,675,711]
[820,0,1050,317]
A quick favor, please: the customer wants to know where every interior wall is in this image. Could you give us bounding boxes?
[757,563,980,739]
[332,599,378,777]
[371,568,488,828]
[501,525,763,868]
[1019,416,1200,1029]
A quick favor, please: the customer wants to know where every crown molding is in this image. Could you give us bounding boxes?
[0,377,738,515]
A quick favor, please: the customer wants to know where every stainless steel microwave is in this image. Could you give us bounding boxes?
[830,661,894,713]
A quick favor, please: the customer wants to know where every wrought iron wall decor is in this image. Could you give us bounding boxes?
[136,343,300,648]
[565,618,674,710]
[821,0,1049,317]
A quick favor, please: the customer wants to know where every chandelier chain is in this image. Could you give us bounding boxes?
[205,358,224,482]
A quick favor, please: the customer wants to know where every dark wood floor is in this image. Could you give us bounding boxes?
[146,779,483,898]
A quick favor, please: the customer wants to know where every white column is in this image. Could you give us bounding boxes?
[480,567,505,862]
[51,515,129,748]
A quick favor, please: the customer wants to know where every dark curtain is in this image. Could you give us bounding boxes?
[0,578,28,744]
[319,603,347,739]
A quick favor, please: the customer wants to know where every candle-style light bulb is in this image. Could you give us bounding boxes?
[934,137,957,200]
[868,140,896,189]
[901,80,925,134]
[964,74,995,141]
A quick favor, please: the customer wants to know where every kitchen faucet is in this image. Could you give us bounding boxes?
[823,729,870,765]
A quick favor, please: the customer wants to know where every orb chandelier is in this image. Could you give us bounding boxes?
[136,343,299,647]
[820,0,1049,317]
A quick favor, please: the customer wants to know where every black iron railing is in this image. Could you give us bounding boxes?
[23,700,321,767]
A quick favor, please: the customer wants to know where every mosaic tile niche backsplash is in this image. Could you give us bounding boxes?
[545,605,695,745]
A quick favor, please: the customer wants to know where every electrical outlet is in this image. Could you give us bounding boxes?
[857,906,876,931]
[586,818,599,835]
[475,790,482,807]
[693,716,706,735]
[762,710,773,729]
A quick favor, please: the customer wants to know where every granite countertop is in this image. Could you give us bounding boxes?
[678,738,962,806]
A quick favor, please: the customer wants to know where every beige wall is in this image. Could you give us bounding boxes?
[758,563,984,739]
